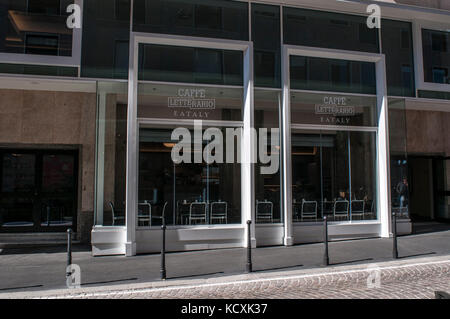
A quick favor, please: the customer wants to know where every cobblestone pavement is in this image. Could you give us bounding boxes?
[32,259,450,299]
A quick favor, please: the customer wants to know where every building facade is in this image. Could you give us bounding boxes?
[0,0,449,256]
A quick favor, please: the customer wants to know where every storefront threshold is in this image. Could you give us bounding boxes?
[135,226,245,254]
[91,226,127,256]
[293,221,383,244]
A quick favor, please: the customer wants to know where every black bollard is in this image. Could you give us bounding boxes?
[435,291,450,299]
[323,216,329,266]
[160,214,167,280]
[392,212,398,259]
[66,228,72,279]
[246,220,252,273]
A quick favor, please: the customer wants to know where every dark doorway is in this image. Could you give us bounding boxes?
[0,149,78,233]
[408,156,449,222]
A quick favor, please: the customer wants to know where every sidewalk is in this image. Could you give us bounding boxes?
[0,227,449,297]
[2,254,450,299]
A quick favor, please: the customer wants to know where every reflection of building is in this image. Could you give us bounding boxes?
[0,1,449,256]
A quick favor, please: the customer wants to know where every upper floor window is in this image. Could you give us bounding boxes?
[133,0,248,41]
[81,0,131,79]
[283,7,379,53]
[0,0,73,56]
[290,56,376,95]
[252,3,281,88]
[138,43,243,86]
[422,29,450,84]
[381,19,415,97]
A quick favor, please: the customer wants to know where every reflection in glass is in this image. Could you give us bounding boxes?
[292,130,377,222]
[133,0,249,41]
[422,29,450,85]
[94,82,128,226]
[1,151,78,231]
[291,91,377,127]
[138,128,241,226]
[0,153,35,229]
[388,98,410,219]
[0,0,73,56]
[290,56,376,95]
[139,44,243,86]
[255,90,281,223]
[137,83,243,122]
[283,7,379,53]
[381,19,415,97]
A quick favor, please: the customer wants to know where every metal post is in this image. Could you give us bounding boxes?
[392,212,398,259]
[323,216,329,266]
[246,220,252,273]
[66,228,72,279]
[161,213,167,280]
[435,291,450,299]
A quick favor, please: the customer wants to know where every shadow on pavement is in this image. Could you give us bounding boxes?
[0,284,43,292]
[82,278,139,287]
[0,244,91,255]
[398,252,436,259]
[253,264,304,273]
[168,271,225,280]
[329,258,374,266]
[412,221,450,235]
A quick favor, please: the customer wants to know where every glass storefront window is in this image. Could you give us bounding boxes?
[290,56,376,95]
[0,0,73,56]
[292,129,377,222]
[133,0,249,41]
[422,29,450,84]
[283,7,379,53]
[389,98,410,219]
[94,81,128,226]
[138,127,241,226]
[381,19,415,97]
[291,91,378,223]
[255,90,281,224]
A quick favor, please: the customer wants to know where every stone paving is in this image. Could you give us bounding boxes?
[1,227,449,294]
[5,256,449,299]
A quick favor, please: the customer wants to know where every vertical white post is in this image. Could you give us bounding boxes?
[242,44,256,248]
[376,56,392,238]
[281,46,293,246]
[95,91,106,226]
[125,33,138,256]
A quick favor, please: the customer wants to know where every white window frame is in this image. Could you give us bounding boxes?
[0,0,83,69]
[125,32,254,256]
[412,19,450,93]
[281,45,392,246]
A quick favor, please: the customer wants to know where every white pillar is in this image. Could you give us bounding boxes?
[281,46,294,246]
[125,34,138,256]
[376,56,392,238]
[242,44,256,248]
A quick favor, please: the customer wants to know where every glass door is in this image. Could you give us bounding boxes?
[0,152,36,230]
[434,157,450,221]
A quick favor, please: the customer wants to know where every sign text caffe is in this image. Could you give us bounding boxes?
[168,88,216,119]
[315,96,356,125]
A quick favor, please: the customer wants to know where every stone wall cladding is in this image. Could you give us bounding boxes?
[0,89,96,243]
